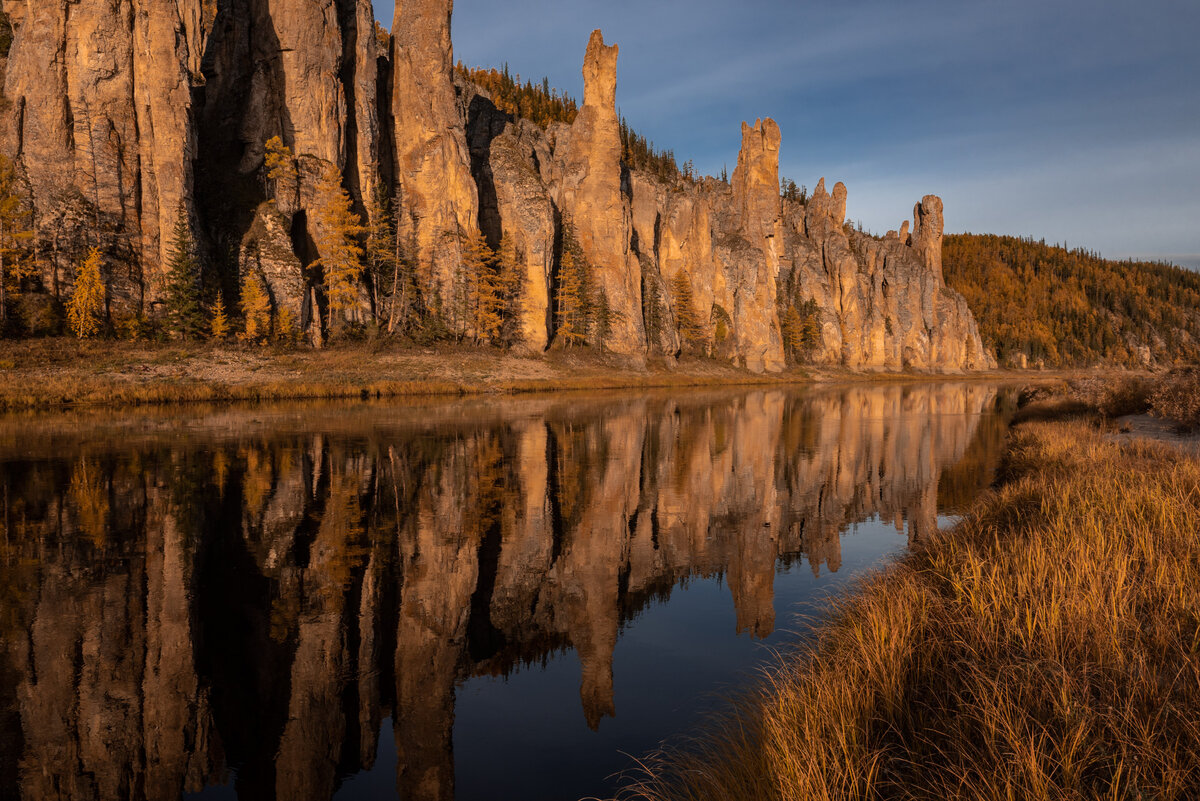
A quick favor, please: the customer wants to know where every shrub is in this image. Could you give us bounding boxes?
[1150,368,1200,431]
[1067,375,1153,417]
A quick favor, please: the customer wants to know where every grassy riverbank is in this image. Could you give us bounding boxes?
[0,338,1030,412]
[622,413,1200,799]
[0,338,804,411]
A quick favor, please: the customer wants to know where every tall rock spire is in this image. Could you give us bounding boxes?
[391,0,479,316]
[910,195,945,283]
[556,30,645,357]
[729,119,786,373]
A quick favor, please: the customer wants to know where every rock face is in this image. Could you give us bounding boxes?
[0,2,994,370]
[553,30,644,356]
[910,195,945,281]
[391,0,479,311]
[0,0,208,308]
[774,181,994,370]
[729,119,786,372]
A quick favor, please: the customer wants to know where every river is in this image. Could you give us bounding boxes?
[0,382,1013,801]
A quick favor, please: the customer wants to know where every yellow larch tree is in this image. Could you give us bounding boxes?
[210,291,231,340]
[555,248,588,347]
[0,153,34,331]
[68,248,106,338]
[495,233,525,345]
[263,136,298,204]
[239,269,272,343]
[311,165,366,334]
[464,229,503,344]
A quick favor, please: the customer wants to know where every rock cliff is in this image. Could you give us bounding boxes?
[391,0,478,311]
[0,2,994,370]
[552,30,645,357]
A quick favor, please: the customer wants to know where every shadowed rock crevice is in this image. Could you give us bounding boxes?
[465,92,511,248]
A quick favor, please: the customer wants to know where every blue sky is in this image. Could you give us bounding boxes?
[373,0,1200,269]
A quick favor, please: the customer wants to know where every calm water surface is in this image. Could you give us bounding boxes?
[0,384,1012,801]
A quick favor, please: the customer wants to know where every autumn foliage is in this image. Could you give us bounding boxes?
[944,234,1200,366]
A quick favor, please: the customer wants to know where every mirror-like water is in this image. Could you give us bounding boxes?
[0,383,1012,801]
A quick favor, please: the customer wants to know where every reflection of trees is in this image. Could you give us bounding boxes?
[0,383,1004,801]
[68,457,109,547]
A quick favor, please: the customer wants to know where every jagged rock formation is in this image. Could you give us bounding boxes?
[391,0,478,309]
[727,118,787,371]
[0,2,993,370]
[910,195,945,281]
[772,179,994,369]
[552,30,645,357]
[0,383,1003,800]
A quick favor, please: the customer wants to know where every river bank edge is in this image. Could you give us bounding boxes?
[615,393,1200,800]
[0,338,1103,413]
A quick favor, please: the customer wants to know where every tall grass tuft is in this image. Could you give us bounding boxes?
[619,420,1200,800]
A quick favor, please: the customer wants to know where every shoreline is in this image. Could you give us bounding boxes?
[0,338,1073,413]
[618,408,1200,800]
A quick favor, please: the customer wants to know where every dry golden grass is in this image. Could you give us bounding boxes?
[619,420,1200,800]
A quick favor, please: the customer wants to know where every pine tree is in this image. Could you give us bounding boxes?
[554,219,594,347]
[239,270,271,343]
[210,292,230,340]
[555,248,588,347]
[800,299,822,353]
[460,228,498,343]
[311,165,366,334]
[643,269,664,348]
[594,288,613,353]
[495,233,525,345]
[364,180,397,325]
[671,270,706,348]
[68,248,106,338]
[164,205,206,340]
[0,153,33,331]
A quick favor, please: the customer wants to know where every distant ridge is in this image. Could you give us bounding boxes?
[944,234,1200,367]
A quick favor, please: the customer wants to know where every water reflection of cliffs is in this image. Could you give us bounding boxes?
[0,384,1001,801]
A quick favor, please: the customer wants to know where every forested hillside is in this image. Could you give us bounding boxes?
[943,235,1200,367]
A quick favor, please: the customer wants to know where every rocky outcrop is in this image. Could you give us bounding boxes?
[910,195,945,281]
[391,0,478,310]
[464,95,555,349]
[0,0,209,308]
[553,30,644,357]
[772,179,995,370]
[0,2,993,370]
[729,119,786,372]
